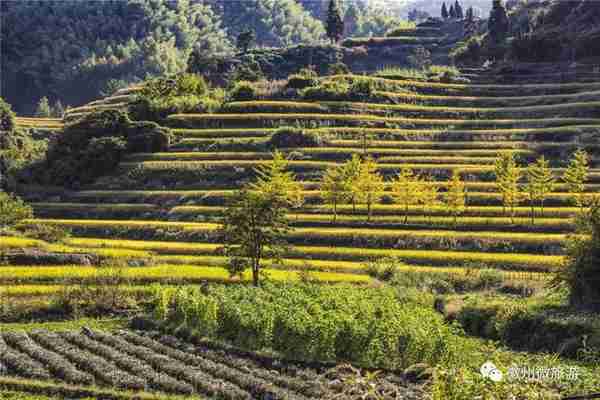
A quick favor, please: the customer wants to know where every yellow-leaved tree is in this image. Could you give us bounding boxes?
[341,154,362,213]
[525,156,555,224]
[563,149,590,213]
[446,169,466,226]
[391,167,423,224]
[320,164,348,222]
[419,178,440,222]
[250,150,303,208]
[495,152,521,223]
[355,157,385,222]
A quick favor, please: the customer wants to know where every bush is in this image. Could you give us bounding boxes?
[229,81,258,101]
[18,222,71,243]
[0,191,33,228]
[552,203,600,309]
[407,46,432,70]
[140,73,208,99]
[286,67,318,89]
[268,126,322,148]
[364,257,400,281]
[328,62,350,75]
[348,77,375,99]
[450,36,483,66]
[301,80,350,101]
[0,97,16,134]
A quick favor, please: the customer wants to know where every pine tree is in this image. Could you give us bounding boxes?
[320,165,348,222]
[449,4,456,19]
[391,167,423,224]
[454,0,464,19]
[489,0,509,43]
[446,170,466,225]
[355,157,385,222]
[35,97,51,117]
[342,154,362,213]
[525,156,555,224]
[441,2,449,19]
[563,149,590,212]
[326,0,344,43]
[495,153,521,223]
[466,6,475,22]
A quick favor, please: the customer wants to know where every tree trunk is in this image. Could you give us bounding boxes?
[252,262,259,287]
[333,199,337,223]
[367,200,371,222]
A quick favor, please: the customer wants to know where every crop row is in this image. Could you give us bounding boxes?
[328,74,600,96]
[26,219,568,254]
[374,88,600,107]
[166,112,600,130]
[172,125,599,142]
[221,100,600,120]
[0,265,371,285]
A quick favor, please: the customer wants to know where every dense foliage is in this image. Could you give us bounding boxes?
[34,110,172,186]
[1,0,232,114]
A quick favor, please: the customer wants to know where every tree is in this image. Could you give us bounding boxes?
[454,0,464,19]
[326,0,344,43]
[525,156,555,224]
[495,153,521,223]
[466,6,475,23]
[551,199,600,309]
[0,190,33,228]
[419,179,440,222]
[441,2,449,19]
[342,154,362,213]
[446,170,466,225]
[391,167,423,224]
[488,0,509,43]
[320,165,348,222]
[52,100,65,118]
[359,129,375,156]
[408,46,432,70]
[35,97,51,117]
[236,30,256,53]
[355,157,385,222]
[563,149,590,212]
[221,189,290,286]
[250,150,302,207]
[343,3,359,37]
[449,4,456,19]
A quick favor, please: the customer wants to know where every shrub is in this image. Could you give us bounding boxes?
[0,191,33,228]
[229,81,258,101]
[0,97,16,134]
[301,80,350,101]
[348,77,375,99]
[286,67,318,89]
[478,269,504,288]
[552,203,600,309]
[140,73,208,99]
[19,222,71,243]
[364,257,400,281]
[407,46,432,70]
[451,36,483,66]
[268,126,322,148]
[328,62,350,75]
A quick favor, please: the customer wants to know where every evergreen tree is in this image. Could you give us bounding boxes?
[320,165,348,223]
[455,0,464,19]
[391,167,423,224]
[563,149,590,212]
[326,0,344,43]
[488,0,509,43]
[446,170,466,225]
[525,156,555,224]
[355,157,385,222]
[449,4,457,19]
[441,2,449,19]
[343,3,359,38]
[466,6,475,22]
[35,97,51,117]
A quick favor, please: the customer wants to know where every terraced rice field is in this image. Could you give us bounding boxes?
[1,329,371,399]
[13,72,600,296]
